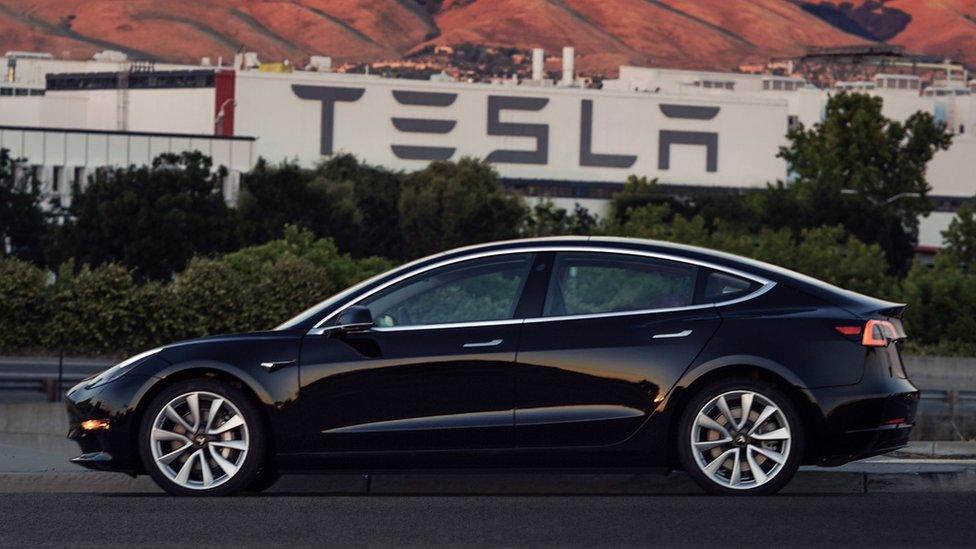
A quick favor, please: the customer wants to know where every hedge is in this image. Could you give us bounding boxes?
[0,228,392,356]
[1,225,973,356]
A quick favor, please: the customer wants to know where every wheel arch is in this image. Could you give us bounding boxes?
[129,362,275,474]
[662,358,826,468]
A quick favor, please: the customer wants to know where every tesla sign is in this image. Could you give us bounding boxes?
[291,84,721,173]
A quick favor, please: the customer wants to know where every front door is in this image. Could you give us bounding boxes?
[299,253,535,453]
[514,251,721,448]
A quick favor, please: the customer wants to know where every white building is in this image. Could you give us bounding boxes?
[2,50,975,250]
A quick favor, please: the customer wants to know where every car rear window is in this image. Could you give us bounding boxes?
[702,271,759,302]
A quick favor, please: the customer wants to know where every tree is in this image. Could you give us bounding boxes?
[609,176,671,224]
[0,148,47,263]
[900,255,976,348]
[777,92,952,274]
[56,151,237,280]
[236,159,362,251]
[605,201,893,295]
[941,199,976,269]
[314,154,404,260]
[399,157,528,258]
[522,200,598,237]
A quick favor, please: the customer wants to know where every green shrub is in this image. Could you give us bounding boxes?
[899,257,976,346]
[127,281,183,351]
[0,258,48,351]
[757,226,896,297]
[172,258,251,339]
[46,263,140,354]
[248,258,336,330]
[606,204,894,297]
[222,225,394,290]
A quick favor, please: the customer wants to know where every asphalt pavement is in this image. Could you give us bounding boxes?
[0,491,973,547]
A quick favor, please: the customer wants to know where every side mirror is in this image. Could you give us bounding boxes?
[333,306,374,333]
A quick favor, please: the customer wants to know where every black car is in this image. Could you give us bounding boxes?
[66,237,918,495]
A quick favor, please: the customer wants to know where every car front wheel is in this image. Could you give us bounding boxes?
[139,379,265,496]
[677,378,804,495]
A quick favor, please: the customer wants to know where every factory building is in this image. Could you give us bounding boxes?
[1,48,974,250]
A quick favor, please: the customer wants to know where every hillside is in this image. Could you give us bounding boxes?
[0,0,972,73]
[803,0,976,65]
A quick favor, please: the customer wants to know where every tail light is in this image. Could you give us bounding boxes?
[862,319,898,347]
[834,326,862,337]
[835,320,900,347]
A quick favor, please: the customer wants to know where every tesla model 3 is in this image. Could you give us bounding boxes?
[66,237,918,495]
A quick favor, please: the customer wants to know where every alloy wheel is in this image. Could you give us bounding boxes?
[689,390,792,490]
[149,391,250,490]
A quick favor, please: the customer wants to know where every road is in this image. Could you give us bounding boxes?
[0,492,973,547]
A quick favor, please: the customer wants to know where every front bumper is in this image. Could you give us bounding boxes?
[65,373,157,475]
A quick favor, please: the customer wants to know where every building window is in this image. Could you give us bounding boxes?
[73,166,86,188]
[52,166,63,193]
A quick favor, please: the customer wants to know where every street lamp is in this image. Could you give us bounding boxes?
[840,189,921,204]
[214,98,238,136]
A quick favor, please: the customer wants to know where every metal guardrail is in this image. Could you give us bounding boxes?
[2,355,976,406]
[919,390,976,414]
[0,355,115,401]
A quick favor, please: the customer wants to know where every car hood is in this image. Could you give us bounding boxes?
[156,330,303,362]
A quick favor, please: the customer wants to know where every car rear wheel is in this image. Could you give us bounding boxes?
[677,378,804,495]
[139,379,265,496]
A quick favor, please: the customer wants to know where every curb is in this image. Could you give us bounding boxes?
[893,441,976,459]
[1,468,973,495]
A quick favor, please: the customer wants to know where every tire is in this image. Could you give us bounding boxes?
[677,377,804,496]
[138,379,266,496]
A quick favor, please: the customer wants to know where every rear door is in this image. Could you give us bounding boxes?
[514,251,721,448]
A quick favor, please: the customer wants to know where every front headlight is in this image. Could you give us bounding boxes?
[86,348,162,389]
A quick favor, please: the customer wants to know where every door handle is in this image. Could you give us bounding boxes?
[462,339,503,348]
[652,329,693,339]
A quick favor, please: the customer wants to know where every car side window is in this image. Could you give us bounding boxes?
[703,271,758,302]
[543,253,697,317]
[359,254,534,327]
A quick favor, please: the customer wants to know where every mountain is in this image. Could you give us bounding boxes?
[800,0,976,65]
[0,0,972,73]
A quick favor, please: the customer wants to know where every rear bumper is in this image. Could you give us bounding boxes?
[807,375,919,466]
[813,391,918,466]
